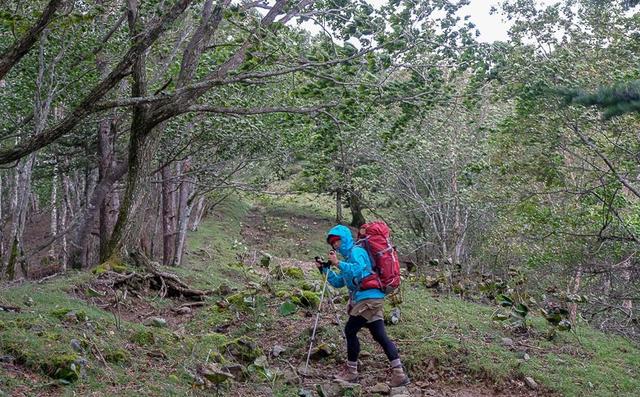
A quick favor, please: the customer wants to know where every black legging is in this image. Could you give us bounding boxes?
[344,315,399,362]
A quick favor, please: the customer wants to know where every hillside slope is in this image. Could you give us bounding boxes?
[1,193,639,397]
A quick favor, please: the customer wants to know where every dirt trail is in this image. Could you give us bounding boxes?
[231,205,547,397]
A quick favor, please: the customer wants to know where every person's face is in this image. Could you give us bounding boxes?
[331,240,341,250]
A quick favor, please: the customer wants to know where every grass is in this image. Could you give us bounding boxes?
[1,191,640,396]
[388,283,640,396]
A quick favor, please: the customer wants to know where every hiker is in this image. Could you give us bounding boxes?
[316,224,409,387]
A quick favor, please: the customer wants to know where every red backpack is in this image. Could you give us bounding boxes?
[357,221,401,293]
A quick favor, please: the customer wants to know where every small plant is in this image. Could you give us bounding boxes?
[491,293,530,330]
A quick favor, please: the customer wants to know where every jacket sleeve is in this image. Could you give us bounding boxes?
[322,267,345,288]
[336,249,371,287]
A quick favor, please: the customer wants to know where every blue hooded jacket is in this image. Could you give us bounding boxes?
[322,225,385,303]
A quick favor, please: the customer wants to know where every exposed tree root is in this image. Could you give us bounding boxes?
[95,250,212,300]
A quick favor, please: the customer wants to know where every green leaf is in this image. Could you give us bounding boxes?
[279,300,298,316]
[496,294,514,307]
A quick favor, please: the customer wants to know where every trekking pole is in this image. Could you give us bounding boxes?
[304,271,329,376]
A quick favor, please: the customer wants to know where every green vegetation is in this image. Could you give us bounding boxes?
[1,193,638,396]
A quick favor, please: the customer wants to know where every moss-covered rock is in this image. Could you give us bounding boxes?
[295,290,320,309]
[226,291,256,312]
[284,266,304,279]
[130,330,155,346]
[42,353,81,382]
[222,338,263,364]
[104,348,130,364]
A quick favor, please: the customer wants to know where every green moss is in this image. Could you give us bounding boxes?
[222,338,263,364]
[93,258,127,275]
[296,290,320,309]
[130,330,155,346]
[104,348,130,364]
[275,290,290,298]
[283,267,304,280]
[43,353,81,382]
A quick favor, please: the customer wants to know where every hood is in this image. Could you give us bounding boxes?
[327,225,354,257]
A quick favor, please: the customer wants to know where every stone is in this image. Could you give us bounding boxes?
[271,344,286,357]
[283,369,299,385]
[390,386,409,396]
[501,337,514,347]
[197,363,234,384]
[64,311,79,323]
[0,355,15,364]
[223,338,263,364]
[524,376,538,390]
[310,343,333,360]
[221,364,245,379]
[145,317,167,328]
[298,389,313,397]
[70,339,83,353]
[516,351,530,361]
[370,382,391,394]
[176,306,192,315]
[390,308,401,325]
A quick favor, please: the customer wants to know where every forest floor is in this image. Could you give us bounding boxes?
[1,192,639,396]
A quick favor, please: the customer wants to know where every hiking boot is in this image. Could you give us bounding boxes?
[333,362,358,383]
[389,366,410,387]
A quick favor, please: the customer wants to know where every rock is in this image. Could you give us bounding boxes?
[176,306,192,315]
[221,364,245,379]
[70,339,83,353]
[317,382,352,397]
[524,376,538,390]
[144,317,167,328]
[516,351,530,361]
[215,283,233,296]
[73,358,88,380]
[271,344,286,357]
[283,369,299,385]
[64,311,79,323]
[390,307,401,325]
[298,389,314,397]
[223,338,263,364]
[390,386,409,396]
[359,350,371,358]
[310,343,333,360]
[197,363,234,384]
[370,382,391,394]
[501,337,514,347]
[0,355,15,364]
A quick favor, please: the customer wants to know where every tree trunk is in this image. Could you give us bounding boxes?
[190,195,206,231]
[348,191,366,228]
[6,154,36,280]
[161,164,176,265]
[174,158,194,266]
[336,189,343,224]
[569,265,582,324]
[0,173,4,267]
[68,163,126,269]
[621,261,633,317]
[59,169,72,270]
[49,167,58,258]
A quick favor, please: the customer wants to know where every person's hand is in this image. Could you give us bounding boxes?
[328,250,338,266]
